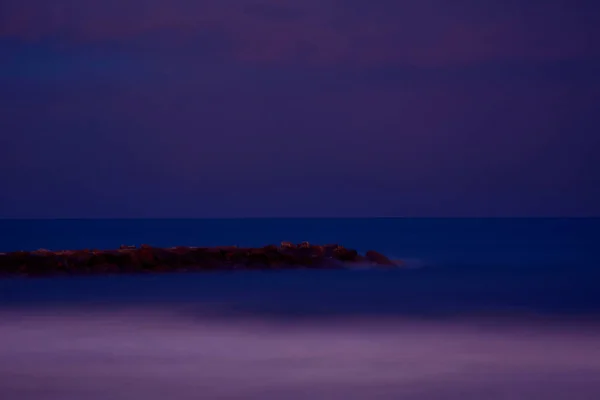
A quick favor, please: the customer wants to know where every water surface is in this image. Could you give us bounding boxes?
[1,218,599,399]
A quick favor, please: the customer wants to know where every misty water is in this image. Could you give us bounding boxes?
[1,218,599,399]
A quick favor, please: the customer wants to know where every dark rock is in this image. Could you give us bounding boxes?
[0,252,27,275]
[365,250,396,266]
[104,251,134,267]
[26,252,60,274]
[226,250,249,265]
[307,245,325,257]
[134,247,157,266]
[319,257,346,269]
[31,249,53,255]
[287,247,316,266]
[90,263,120,274]
[333,247,358,262]
[322,244,342,257]
[0,244,400,277]
[354,254,368,263]
[246,252,271,269]
[170,246,192,254]
[88,253,111,267]
[70,250,93,266]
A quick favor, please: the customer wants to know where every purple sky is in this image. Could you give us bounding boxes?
[1,0,599,217]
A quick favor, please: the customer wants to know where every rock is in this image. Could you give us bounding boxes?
[170,246,191,254]
[87,253,111,267]
[90,263,120,274]
[365,250,396,266]
[32,248,53,255]
[289,247,318,266]
[0,244,398,277]
[354,254,368,263]
[119,245,136,250]
[0,252,13,264]
[319,257,345,269]
[213,246,238,250]
[322,244,341,257]
[70,250,93,266]
[333,247,358,262]
[104,251,134,266]
[134,247,159,265]
[0,252,28,275]
[246,252,271,269]
[21,252,59,275]
[306,245,325,257]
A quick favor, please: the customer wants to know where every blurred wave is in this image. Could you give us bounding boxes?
[0,308,599,400]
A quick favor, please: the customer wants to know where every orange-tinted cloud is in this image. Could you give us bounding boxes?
[1,0,598,67]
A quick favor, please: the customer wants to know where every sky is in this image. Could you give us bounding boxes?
[1,0,599,218]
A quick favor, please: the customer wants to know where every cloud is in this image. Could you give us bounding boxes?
[1,0,598,67]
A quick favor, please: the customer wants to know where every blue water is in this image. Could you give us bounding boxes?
[1,218,597,265]
[1,218,598,316]
[1,218,600,399]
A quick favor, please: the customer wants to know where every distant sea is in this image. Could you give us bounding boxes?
[1,218,599,399]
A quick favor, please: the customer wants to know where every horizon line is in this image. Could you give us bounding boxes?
[0,216,598,220]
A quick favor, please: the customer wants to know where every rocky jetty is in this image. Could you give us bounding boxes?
[0,242,400,277]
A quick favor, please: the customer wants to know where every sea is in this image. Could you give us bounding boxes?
[0,218,599,399]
